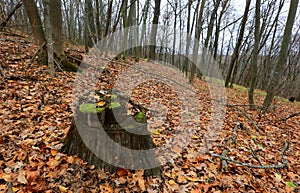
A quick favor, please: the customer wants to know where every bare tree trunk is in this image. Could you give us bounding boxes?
[213,0,229,60]
[22,0,47,64]
[149,0,161,60]
[203,0,221,50]
[84,0,96,51]
[262,0,299,111]
[49,0,64,56]
[140,0,150,57]
[171,0,178,66]
[190,0,206,83]
[248,0,261,109]
[105,0,113,37]
[183,0,192,76]
[224,0,251,87]
[43,0,55,76]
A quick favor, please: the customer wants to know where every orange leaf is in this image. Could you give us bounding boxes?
[51,149,58,156]
[44,106,52,111]
[191,189,201,193]
[97,101,106,107]
[117,168,129,177]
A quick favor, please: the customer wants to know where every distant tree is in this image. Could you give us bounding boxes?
[262,0,299,111]
[43,0,55,76]
[224,0,251,87]
[49,0,64,56]
[248,0,261,109]
[149,0,161,60]
[84,0,96,50]
[22,0,47,64]
[190,0,206,83]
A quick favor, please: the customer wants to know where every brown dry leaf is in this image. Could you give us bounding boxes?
[199,183,219,193]
[138,178,146,191]
[208,162,219,172]
[44,106,52,111]
[51,149,58,156]
[65,156,74,164]
[100,183,113,193]
[47,158,60,168]
[17,170,28,184]
[177,175,187,184]
[26,170,40,181]
[1,174,12,182]
[191,189,201,193]
[117,168,130,177]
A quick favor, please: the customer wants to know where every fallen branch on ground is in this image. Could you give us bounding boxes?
[0,64,4,76]
[280,112,300,122]
[227,104,261,132]
[211,141,289,169]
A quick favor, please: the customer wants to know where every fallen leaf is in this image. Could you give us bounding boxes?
[177,175,187,184]
[152,129,160,135]
[275,173,282,182]
[97,101,105,107]
[186,176,200,182]
[17,170,27,184]
[117,168,129,177]
[192,135,200,139]
[2,174,12,182]
[138,178,146,191]
[168,179,176,185]
[44,106,52,111]
[58,185,68,193]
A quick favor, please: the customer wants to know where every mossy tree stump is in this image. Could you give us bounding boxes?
[63,91,161,177]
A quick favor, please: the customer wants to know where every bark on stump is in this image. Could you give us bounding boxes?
[62,95,161,177]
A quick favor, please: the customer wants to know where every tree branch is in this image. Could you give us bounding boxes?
[211,141,289,169]
[0,1,23,31]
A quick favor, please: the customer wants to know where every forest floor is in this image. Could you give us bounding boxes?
[0,32,299,193]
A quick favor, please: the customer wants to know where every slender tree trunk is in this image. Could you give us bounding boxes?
[262,0,299,111]
[105,0,113,37]
[248,0,261,109]
[190,0,206,83]
[184,0,192,76]
[171,0,178,66]
[49,0,64,56]
[149,0,161,60]
[224,0,251,87]
[43,0,55,76]
[213,0,229,60]
[84,0,96,51]
[22,0,47,64]
[139,0,150,58]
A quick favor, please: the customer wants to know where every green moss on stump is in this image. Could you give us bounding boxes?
[111,94,118,100]
[79,103,105,113]
[61,58,78,72]
[134,112,146,123]
[109,102,121,109]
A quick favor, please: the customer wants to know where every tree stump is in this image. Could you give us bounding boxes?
[62,91,161,177]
